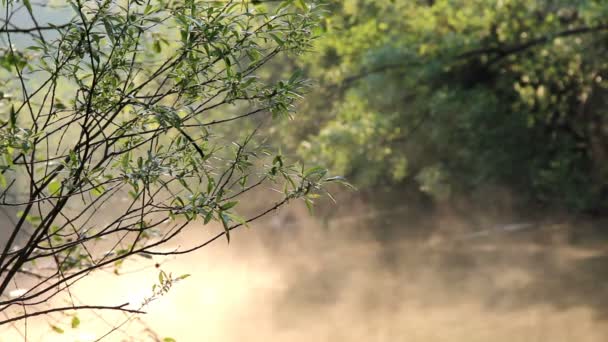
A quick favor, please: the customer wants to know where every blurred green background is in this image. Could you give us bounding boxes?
[266,0,608,214]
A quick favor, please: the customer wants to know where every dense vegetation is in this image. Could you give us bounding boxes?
[280,0,608,212]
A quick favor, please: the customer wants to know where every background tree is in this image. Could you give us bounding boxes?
[0,0,339,334]
[279,0,608,212]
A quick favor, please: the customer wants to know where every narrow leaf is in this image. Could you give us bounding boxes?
[220,212,230,243]
[50,325,64,334]
[220,201,238,210]
[23,0,33,14]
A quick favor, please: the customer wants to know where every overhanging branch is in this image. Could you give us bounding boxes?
[0,303,144,325]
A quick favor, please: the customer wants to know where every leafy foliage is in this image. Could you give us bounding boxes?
[0,0,335,331]
[283,0,608,211]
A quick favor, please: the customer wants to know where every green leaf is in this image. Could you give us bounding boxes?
[50,325,64,334]
[138,252,153,259]
[289,69,303,84]
[247,49,261,62]
[128,190,139,199]
[227,212,249,228]
[144,4,153,15]
[324,176,356,190]
[17,213,41,225]
[153,40,162,53]
[102,18,115,43]
[91,185,105,197]
[276,0,291,12]
[121,153,130,170]
[50,225,61,234]
[220,212,231,243]
[269,33,284,46]
[203,210,213,224]
[295,0,307,11]
[163,338,177,342]
[69,150,78,164]
[304,197,314,214]
[176,274,190,280]
[220,201,238,210]
[48,180,61,195]
[23,0,33,15]
[304,166,326,178]
[9,105,16,128]
[206,177,215,193]
[71,316,80,329]
[0,173,6,189]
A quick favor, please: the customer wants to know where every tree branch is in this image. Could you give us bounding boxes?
[458,24,608,63]
[335,23,608,89]
[0,23,71,33]
[0,303,144,325]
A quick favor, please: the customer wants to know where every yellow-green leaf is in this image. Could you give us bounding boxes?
[296,0,307,11]
[50,325,64,334]
[48,180,61,195]
[71,316,80,329]
[23,0,33,14]
[91,185,105,197]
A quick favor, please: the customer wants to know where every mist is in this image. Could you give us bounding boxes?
[3,191,608,342]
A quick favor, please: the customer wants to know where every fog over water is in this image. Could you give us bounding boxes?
[2,192,608,342]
